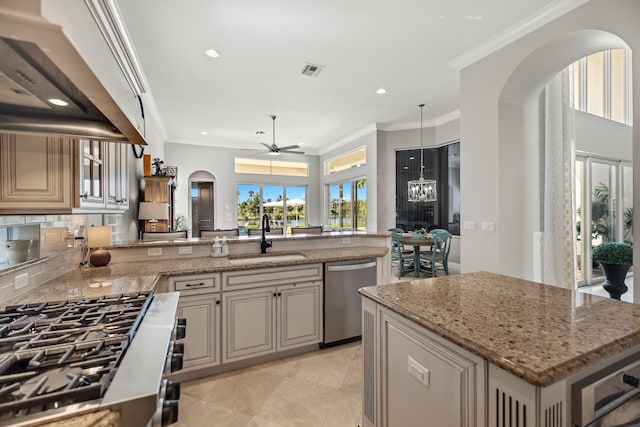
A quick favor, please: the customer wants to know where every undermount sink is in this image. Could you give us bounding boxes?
[228,254,308,265]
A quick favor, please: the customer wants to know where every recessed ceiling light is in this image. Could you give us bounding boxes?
[256,130,266,135]
[376,88,387,95]
[403,166,408,170]
[48,98,68,106]
[409,156,415,160]
[298,142,305,146]
[201,131,208,135]
[205,49,220,58]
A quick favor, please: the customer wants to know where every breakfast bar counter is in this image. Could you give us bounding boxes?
[359,272,640,426]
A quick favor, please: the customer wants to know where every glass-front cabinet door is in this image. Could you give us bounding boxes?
[77,139,105,208]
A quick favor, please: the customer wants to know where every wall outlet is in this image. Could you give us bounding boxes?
[463,221,475,230]
[14,273,29,290]
[178,246,192,255]
[147,248,163,257]
[408,356,429,388]
[342,238,351,244]
[481,222,495,232]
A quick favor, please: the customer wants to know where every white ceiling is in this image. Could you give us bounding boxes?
[116,0,567,155]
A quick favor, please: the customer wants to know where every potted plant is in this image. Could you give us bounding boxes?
[591,242,633,299]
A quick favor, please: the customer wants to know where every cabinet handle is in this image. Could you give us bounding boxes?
[80,192,88,200]
[116,198,127,203]
[185,282,204,287]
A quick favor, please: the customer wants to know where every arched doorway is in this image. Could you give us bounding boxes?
[188,171,216,238]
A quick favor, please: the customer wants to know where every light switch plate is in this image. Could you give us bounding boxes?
[463,221,475,230]
[14,273,29,290]
[408,356,429,388]
[481,221,495,232]
[147,248,163,257]
[178,246,192,255]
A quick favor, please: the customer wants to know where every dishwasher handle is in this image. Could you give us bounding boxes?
[326,261,377,272]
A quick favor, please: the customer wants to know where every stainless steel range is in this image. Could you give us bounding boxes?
[0,291,184,427]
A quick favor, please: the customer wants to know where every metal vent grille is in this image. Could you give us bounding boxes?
[495,388,527,427]
[300,63,325,77]
[363,310,375,424]
[544,402,562,427]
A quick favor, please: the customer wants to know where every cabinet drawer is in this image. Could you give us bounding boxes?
[170,273,220,292]
[222,264,322,291]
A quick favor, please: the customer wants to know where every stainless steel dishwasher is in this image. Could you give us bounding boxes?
[322,258,377,347]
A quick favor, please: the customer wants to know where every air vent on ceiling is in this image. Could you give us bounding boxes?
[300,63,325,77]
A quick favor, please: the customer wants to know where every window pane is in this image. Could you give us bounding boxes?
[341,182,353,229]
[271,160,308,177]
[263,186,284,228]
[237,184,260,230]
[234,158,308,176]
[286,186,306,227]
[623,165,633,244]
[329,184,340,229]
[325,147,367,175]
[611,49,626,124]
[586,51,605,117]
[355,179,367,230]
[572,62,582,110]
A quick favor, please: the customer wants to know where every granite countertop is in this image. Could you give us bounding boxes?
[109,230,389,248]
[14,246,387,305]
[359,271,640,387]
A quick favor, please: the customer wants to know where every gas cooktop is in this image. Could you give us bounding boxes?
[0,292,154,422]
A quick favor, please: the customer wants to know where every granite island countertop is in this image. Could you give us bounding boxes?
[359,271,640,387]
[13,246,387,305]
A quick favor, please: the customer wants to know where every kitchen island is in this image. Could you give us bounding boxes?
[360,272,640,427]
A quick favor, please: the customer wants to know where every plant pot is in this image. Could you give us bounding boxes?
[600,262,631,300]
[4,240,32,265]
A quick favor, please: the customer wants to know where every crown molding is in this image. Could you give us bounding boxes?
[317,123,378,156]
[448,0,589,71]
[378,109,460,131]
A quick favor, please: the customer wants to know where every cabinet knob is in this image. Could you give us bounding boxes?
[273,292,277,297]
[216,300,221,305]
[80,192,88,199]
[277,292,282,297]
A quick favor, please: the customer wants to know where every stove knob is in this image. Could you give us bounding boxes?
[175,318,187,340]
[162,399,179,425]
[165,380,181,400]
[172,341,184,355]
[171,352,183,372]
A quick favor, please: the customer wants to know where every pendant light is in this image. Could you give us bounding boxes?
[407,104,437,202]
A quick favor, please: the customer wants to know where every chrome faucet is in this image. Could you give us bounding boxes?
[260,213,272,254]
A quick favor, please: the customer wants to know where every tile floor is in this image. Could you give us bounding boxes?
[176,342,363,427]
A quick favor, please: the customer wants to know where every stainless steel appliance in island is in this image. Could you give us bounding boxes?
[0,291,185,426]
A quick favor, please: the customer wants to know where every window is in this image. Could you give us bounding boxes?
[236,184,307,231]
[395,142,460,235]
[234,158,308,177]
[325,146,366,175]
[575,155,632,286]
[328,179,366,230]
[572,49,632,125]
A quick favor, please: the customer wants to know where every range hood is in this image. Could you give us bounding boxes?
[0,4,147,144]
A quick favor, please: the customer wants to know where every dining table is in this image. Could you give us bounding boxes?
[399,234,434,277]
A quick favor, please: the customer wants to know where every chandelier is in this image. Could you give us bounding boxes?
[408,104,437,202]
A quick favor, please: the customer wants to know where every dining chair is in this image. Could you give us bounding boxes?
[248,228,284,236]
[388,228,414,278]
[290,226,323,235]
[419,229,451,277]
[200,229,239,238]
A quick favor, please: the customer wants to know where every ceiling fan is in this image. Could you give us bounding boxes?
[261,115,305,156]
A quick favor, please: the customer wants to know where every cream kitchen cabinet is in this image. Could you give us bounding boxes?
[77,140,129,211]
[362,297,485,427]
[106,142,129,210]
[222,280,322,363]
[0,132,130,213]
[170,273,221,371]
[0,133,74,212]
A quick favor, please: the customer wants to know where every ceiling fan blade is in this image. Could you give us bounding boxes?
[261,143,275,151]
[277,144,300,151]
[282,150,305,155]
